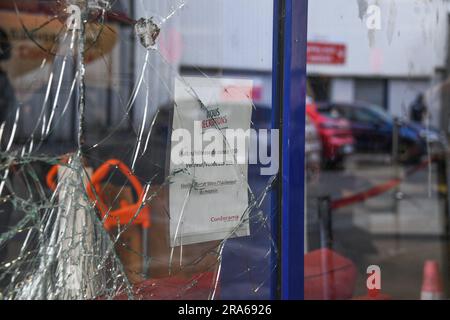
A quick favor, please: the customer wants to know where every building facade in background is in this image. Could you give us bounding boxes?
[307,0,448,129]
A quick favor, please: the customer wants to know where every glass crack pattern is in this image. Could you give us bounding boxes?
[0,0,278,300]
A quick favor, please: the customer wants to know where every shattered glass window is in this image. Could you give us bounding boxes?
[0,0,277,300]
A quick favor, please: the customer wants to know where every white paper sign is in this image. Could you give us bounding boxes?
[169,76,253,247]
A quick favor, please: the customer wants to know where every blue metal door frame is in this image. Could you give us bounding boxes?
[272,0,308,300]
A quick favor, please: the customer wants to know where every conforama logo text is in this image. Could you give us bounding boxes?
[210,215,240,223]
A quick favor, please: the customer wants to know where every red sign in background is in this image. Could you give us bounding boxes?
[307,42,346,65]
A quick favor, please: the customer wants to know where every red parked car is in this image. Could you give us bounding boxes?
[306,97,354,167]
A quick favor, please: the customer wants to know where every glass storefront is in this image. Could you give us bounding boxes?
[0,0,282,300]
[1,0,450,301]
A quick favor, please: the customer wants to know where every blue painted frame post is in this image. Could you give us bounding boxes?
[272,0,308,299]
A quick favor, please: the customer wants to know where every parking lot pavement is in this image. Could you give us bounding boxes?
[306,153,450,299]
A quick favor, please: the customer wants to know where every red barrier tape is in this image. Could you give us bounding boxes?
[331,159,432,210]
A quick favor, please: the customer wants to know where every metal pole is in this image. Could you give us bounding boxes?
[275,0,308,300]
[438,13,450,298]
[392,117,401,250]
[318,196,333,249]
[317,196,333,299]
[142,227,149,277]
[437,156,450,298]
[128,0,136,129]
[392,117,400,164]
[76,2,88,156]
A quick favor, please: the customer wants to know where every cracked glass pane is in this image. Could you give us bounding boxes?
[0,0,277,300]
